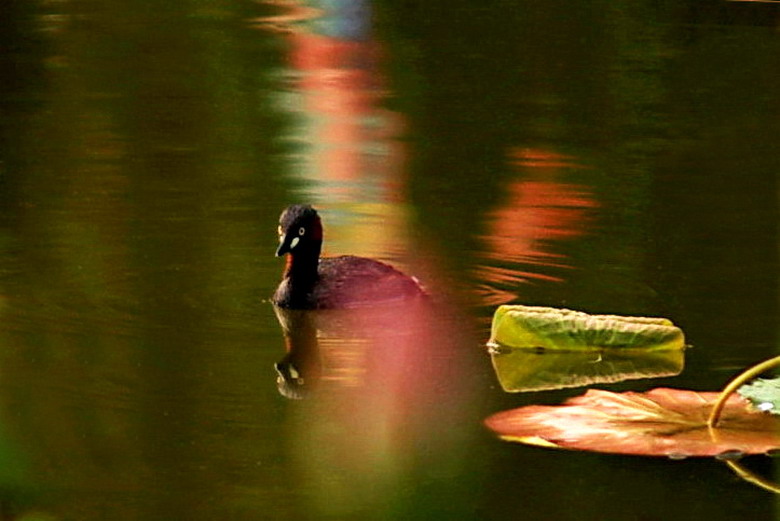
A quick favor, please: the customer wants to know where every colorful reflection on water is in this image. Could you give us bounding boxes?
[272,299,474,517]
[476,148,598,306]
[257,6,479,516]
[258,0,414,269]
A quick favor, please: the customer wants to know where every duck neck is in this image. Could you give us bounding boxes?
[283,242,322,287]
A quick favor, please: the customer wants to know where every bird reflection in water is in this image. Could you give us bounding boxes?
[272,299,432,399]
[273,306,322,399]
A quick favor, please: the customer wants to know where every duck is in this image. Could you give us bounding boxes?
[272,204,426,309]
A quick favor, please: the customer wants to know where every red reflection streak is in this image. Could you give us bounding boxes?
[289,32,392,184]
[476,149,598,304]
[282,25,412,261]
[510,147,583,169]
[481,180,597,261]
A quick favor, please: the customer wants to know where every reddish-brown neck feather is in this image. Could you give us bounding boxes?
[311,216,323,241]
[284,252,294,276]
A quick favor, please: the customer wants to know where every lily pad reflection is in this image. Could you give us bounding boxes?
[490,346,685,392]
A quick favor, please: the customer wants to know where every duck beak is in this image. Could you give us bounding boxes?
[276,232,301,257]
[276,234,291,256]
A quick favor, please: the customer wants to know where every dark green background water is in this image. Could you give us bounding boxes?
[0,1,778,520]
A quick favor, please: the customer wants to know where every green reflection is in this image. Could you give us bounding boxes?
[0,1,301,520]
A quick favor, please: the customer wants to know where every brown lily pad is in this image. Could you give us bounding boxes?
[484,387,780,458]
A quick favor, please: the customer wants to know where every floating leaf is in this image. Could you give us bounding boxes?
[488,305,685,351]
[484,387,780,458]
[490,347,684,392]
[738,377,780,415]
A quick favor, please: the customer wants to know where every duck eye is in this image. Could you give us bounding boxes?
[298,227,306,236]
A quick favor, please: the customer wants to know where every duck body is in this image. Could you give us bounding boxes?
[274,255,425,309]
[271,205,426,310]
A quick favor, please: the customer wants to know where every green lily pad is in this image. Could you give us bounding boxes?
[488,305,685,352]
[738,377,780,415]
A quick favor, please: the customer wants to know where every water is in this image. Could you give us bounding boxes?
[0,1,778,520]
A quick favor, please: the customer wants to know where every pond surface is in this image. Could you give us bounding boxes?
[0,1,779,520]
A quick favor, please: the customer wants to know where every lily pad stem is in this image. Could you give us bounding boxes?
[708,355,780,429]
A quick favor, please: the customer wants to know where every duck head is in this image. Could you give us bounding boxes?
[276,204,324,257]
